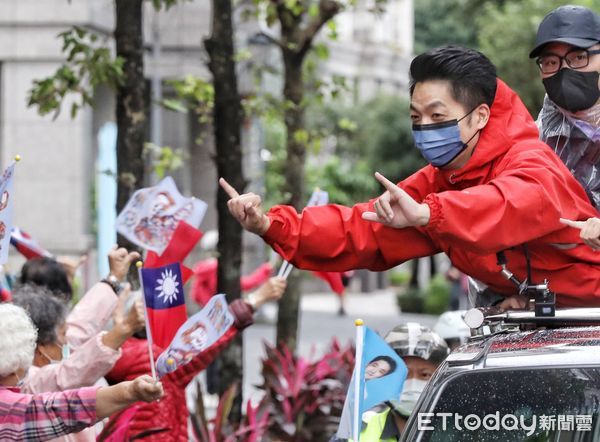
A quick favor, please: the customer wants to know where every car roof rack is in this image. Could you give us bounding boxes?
[464,307,600,338]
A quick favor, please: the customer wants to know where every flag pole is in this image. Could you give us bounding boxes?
[277,260,287,277]
[137,261,157,381]
[282,262,294,280]
[353,318,364,442]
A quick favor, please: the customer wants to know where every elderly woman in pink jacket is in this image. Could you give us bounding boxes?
[0,302,163,442]
[12,247,143,442]
[19,246,140,348]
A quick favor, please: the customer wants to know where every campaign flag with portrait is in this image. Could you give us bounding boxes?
[155,294,234,378]
[116,176,207,254]
[337,325,407,441]
[140,262,188,349]
[0,162,16,264]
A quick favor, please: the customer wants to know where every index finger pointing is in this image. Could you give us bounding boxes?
[559,218,585,229]
[374,172,400,194]
[219,178,240,198]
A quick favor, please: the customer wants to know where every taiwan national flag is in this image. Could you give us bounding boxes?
[10,227,53,260]
[140,262,188,349]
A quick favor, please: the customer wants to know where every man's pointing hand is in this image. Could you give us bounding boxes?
[219,178,271,235]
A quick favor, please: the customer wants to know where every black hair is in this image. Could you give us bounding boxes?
[20,257,72,302]
[12,284,68,346]
[368,355,397,377]
[409,45,497,110]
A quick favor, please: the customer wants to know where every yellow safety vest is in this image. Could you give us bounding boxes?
[349,408,397,442]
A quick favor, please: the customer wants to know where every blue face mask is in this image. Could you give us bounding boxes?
[412,111,478,167]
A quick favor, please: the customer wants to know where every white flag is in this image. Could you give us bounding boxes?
[0,162,16,264]
[116,176,207,253]
[155,294,234,378]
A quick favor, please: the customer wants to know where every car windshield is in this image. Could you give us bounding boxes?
[412,367,600,442]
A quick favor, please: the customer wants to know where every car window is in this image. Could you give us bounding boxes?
[411,367,600,442]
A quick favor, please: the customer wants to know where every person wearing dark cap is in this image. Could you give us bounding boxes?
[530,5,600,209]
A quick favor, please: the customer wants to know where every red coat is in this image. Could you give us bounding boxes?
[191,258,273,306]
[105,300,254,441]
[263,80,600,307]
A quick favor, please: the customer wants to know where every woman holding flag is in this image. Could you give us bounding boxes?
[0,302,164,442]
[104,276,286,441]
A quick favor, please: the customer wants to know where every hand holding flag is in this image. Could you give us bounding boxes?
[560,217,600,250]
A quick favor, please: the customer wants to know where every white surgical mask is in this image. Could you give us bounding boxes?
[40,342,70,365]
[395,378,429,417]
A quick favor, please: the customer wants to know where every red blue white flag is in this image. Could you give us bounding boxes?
[10,227,53,260]
[140,262,188,349]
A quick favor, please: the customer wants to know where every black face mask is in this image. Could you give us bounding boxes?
[543,68,600,112]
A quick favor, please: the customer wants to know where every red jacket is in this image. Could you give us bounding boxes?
[105,300,254,441]
[191,258,273,306]
[263,80,600,307]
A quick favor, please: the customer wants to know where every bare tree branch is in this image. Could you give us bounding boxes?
[298,0,341,57]
[258,30,286,50]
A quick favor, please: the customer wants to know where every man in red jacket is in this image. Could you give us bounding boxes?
[220,45,600,308]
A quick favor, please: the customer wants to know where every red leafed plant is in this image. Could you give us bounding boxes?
[259,338,355,442]
[190,382,270,442]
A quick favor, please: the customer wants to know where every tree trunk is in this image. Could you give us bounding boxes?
[204,0,244,423]
[276,51,305,352]
[114,0,145,282]
[410,259,419,289]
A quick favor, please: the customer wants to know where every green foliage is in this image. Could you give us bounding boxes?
[263,116,289,208]
[312,95,426,183]
[150,0,189,10]
[143,143,186,178]
[397,287,425,314]
[389,270,410,287]
[306,157,378,206]
[477,0,600,114]
[263,93,426,209]
[162,75,215,144]
[414,0,600,115]
[166,75,214,123]
[414,0,479,54]
[28,27,124,119]
[423,274,451,315]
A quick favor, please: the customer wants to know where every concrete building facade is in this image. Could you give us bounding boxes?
[0,0,413,280]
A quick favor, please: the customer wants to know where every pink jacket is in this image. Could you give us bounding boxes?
[23,282,119,442]
[67,283,118,347]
